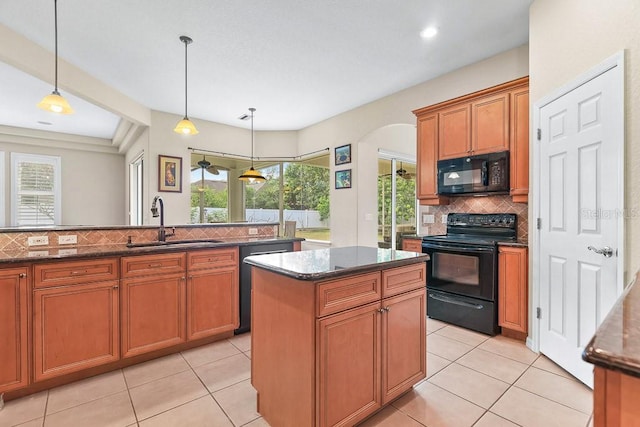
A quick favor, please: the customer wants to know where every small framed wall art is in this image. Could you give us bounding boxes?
[335,169,352,189]
[334,144,351,165]
[158,154,182,192]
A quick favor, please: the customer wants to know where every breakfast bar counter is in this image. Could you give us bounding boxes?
[245,246,428,427]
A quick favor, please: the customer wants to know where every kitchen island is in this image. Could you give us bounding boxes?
[245,246,428,427]
[583,269,640,426]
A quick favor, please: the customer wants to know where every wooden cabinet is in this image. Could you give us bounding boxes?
[472,91,510,155]
[121,253,187,358]
[416,112,448,204]
[252,262,426,427]
[401,238,422,253]
[413,76,529,204]
[33,259,119,381]
[510,86,530,203]
[187,248,239,340]
[498,246,528,334]
[438,103,471,159]
[0,267,29,393]
[594,367,640,427]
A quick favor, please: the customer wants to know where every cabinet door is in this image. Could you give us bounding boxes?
[0,267,29,393]
[187,266,238,340]
[417,112,448,204]
[472,91,510,155]
[381,288,426,404]
[34,280,119,381]
[317,302,381,427]
[510,87,530,203]
[121,273,186,358]
[498,246,528,333]
[438,103,471,160]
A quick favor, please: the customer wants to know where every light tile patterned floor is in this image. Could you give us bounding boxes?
[0,320,594,427]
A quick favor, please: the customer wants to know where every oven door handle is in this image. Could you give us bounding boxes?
[422,243,495,254]
[428,292,484,310]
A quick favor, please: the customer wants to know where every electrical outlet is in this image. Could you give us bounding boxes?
[28,250,49,257]
[422,214,435,224]
[441,214,448,224]
[58,235,77,245]
[28,236,49,246]
[248,228,258,235]
[58,248,78,256]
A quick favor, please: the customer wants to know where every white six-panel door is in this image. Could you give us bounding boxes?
[536,54,624,387]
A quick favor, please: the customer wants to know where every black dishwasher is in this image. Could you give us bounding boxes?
[235,242,294,334]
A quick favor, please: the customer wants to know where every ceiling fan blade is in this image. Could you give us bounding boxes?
[206,165,220,175]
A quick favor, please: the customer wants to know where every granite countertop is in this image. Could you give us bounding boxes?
[244,245,429,281]
[583,270,640,378]
[0,236,304,264]
[498,241,528,248]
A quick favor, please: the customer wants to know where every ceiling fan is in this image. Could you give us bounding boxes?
[381,162,414,180]
[191,155,228,175]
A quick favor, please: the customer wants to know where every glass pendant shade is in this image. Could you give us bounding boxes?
[38,0,73,114]
[38,90,74,114]
[174,117,199,135]
[239,167,266,183]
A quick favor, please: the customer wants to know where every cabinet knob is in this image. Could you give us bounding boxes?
[19,273,27,278]
[377,308,385,314]
[384,307,391,312]
[113,285,119,289]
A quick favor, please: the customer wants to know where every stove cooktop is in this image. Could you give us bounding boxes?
[422,213,518,246]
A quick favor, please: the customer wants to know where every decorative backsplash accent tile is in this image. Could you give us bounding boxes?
[421,195,528,242]
[0,224,279,251]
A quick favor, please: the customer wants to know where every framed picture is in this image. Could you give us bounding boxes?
[335,144,351,165]
[335,169,352,189]
[158,154,182,192]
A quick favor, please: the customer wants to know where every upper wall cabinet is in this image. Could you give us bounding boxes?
[413,76,529,205]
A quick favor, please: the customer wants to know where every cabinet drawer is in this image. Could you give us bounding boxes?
[402,239,422,253]
[121,252,186,278]
[188,247,238,270]
[381,263,426,298]
[317,272,381,317]
[34,258,118,288]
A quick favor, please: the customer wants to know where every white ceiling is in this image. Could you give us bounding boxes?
[0,0,531,139]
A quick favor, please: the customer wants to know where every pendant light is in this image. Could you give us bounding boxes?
[239,108,266,183]
[173,35,199,135]
[37,0,74,114]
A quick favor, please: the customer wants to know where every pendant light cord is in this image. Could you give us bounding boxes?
[54,0,59,93]
[184,38,188,118]
[249,108,256,168]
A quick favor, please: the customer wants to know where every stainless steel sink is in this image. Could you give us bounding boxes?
[126,239,222,248]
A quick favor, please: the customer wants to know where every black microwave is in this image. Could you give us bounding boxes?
[437,151,509,196]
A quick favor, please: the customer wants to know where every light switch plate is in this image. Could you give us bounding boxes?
[59,235,77,245]
[422,214,435,224]
[28,236,49,246]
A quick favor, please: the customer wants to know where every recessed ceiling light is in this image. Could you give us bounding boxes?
[37,121,53,125]
[420,26,438,39]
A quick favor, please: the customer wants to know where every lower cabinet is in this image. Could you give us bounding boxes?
[121,273,186,358]
[33,280,120,381]
[0,267,29,393]
[498,246,528,334]
[187,248,239,340]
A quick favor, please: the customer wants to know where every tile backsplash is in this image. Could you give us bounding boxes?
[421,195,528,242]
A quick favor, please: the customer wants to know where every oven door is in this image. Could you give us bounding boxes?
[422,241,497,301]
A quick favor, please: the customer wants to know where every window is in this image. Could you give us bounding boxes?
[129,153,144,225]
[0,152,4,226]
[11,153,61,226]
[189,153,330,241]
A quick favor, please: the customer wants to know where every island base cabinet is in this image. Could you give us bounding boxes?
[121,274,186,358]
[382,288,426,404]
[594,367,640,427]
[33,281,119,382]
[0,267,28,393]
[317,302,382,427]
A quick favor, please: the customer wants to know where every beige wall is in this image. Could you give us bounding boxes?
[530,0,640,282]
[0,136,126,226]
[300,45,529,247]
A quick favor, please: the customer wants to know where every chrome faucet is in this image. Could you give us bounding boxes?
[151,196,175,242]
